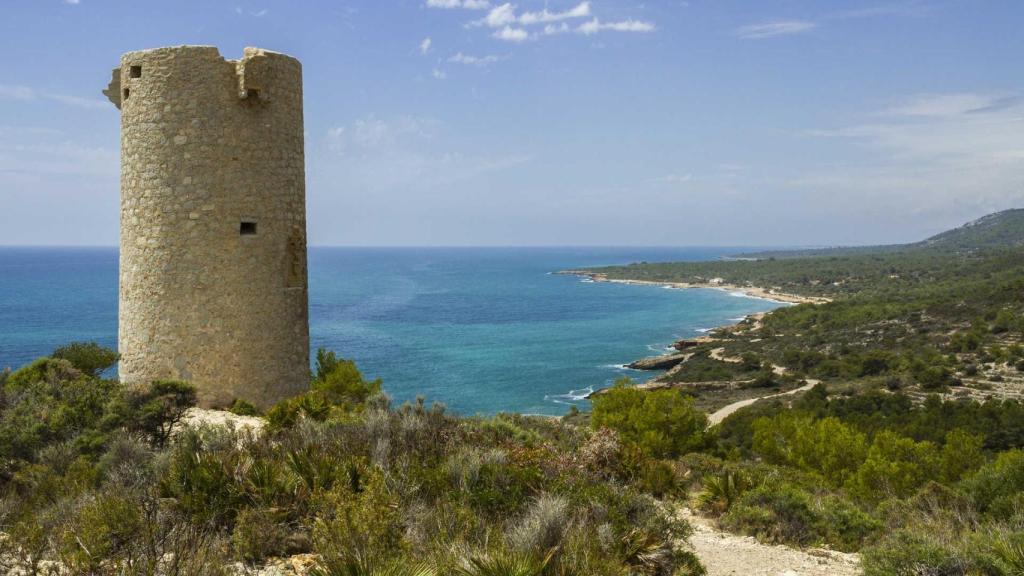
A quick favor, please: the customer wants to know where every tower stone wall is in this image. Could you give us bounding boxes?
[105,46,309,408]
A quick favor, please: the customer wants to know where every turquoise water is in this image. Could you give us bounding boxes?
[0,247,783,415]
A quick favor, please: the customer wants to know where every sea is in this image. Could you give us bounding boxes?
[0,247,784,415]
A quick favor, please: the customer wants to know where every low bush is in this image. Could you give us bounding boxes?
[591,378,707,459]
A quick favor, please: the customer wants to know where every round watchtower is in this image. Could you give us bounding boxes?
[105,46,309,409]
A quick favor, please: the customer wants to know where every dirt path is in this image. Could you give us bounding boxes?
[681,510,862,576]
[707,379,819,425]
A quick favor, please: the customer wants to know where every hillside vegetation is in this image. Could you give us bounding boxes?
[0,347,703,575]
[736,208,1024,259]
[578,209,1024,574]
[5,210,1024,574]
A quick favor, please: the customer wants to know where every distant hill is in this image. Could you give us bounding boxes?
[739,208,1024,259]
[912,208,1024,251]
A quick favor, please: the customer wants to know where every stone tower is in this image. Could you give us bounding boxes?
[104,46,309,409]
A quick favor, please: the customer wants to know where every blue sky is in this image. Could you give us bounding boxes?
[1,0,1022,246]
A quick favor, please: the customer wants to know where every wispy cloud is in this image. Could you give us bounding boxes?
[322,115,530,189]
[827,1,931,21]
[432,68,447,80]
[577,18,655,35]
[653,173,693,184]
[492,26,530,42]
[882,93,1021,117]
[469,1,651,41]
[63,0,80,4]
[419,37,433,55]
[518,1,591,25]
[737,2,928,41]
[426,0,490,9]
[798,91,1024,215]
[734,20,816,39]
[0,126,116,177]
[448,52,502,66]
[234,6,268,17]
[0,84,107,110]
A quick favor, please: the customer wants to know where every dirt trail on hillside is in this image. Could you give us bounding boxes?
[681,510,862,576]
[707,379,818,425]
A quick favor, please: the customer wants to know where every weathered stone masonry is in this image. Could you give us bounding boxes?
[105,46,309,408]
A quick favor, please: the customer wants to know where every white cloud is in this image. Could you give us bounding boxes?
[448,52,502,66]
[475,1,592,29]
[519,1,590,25]
[432,68,447,80]
[63,0,80,4]
[0,85,35,100]
[419,37,433,55]
[321,115,530,191]
[493,26,530,42]
[542,22,570,35]
[0,130,116,177]
[797,92,1024,215]
[426,0,489,9]
[461,1,653,42]
[0,84,107,109]
[883,93,1019,117]
[577,18,655,35]
[735,20,816,39]
[253,9,268,17]
[479,3,517,27]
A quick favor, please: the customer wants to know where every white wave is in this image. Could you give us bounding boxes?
[695,327,713,333]
[544,385,594,405]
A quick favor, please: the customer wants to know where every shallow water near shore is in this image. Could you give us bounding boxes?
[0,246,783,415]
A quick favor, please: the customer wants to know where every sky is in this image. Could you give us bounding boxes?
[1,0,1022,247]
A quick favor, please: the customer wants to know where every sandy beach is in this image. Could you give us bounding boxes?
[561,271,831,305]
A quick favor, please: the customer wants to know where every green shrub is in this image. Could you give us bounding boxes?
[817,495,882,551]
[636,459,679,497]
[695,469,752,516]
[721,484,821,547]
[55,493,142,572]
[720,482,878,551]
[591,379,707,459]
[231,507,290,562]
[752,413,867,487]
[0,358,123,468]
[961,449,1024,521]
[128,379,197,447]
[51,342,119,378]
[862,528,970,576]
[506,494,570,553]
[229,398,261,417]
[312,348,381,406]
[845,431,940,504]
[312,468,407,573]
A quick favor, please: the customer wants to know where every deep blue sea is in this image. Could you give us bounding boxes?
[0,247,783,415]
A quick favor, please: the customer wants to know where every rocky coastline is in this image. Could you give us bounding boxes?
[565,268,828,399]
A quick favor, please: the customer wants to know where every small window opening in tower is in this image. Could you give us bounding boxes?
[129,65,142,78]
[122,87,130,100]
[247,88,260,99]
[240,221,258,235]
